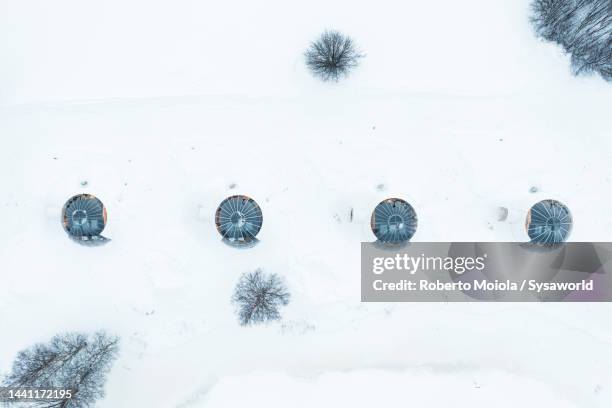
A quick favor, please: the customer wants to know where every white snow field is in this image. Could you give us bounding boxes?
[1,0,611,407]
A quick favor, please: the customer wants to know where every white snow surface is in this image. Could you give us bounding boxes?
[1,0,611,407]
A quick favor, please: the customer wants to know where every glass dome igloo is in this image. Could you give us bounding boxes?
[371,198,418,243]
[62,194,107,239]
[215,195,263,244]
[526,199,572,245]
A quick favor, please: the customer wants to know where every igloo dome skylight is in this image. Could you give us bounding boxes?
[215,195,263,244]
[526,199,572,245]
[371,198,418,243]
[62,194,107,239]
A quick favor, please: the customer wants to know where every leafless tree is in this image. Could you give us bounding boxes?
[2,332,119,408]
[305,30,364,81]
[232,269,290,326]
[531,0,611,81]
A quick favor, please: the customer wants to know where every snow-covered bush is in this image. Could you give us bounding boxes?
[3,332,119,407]
[232,269,290,326]
[531,0,611,81]
[305,30,364,81]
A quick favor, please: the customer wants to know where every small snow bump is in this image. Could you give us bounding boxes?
[497,207,508,222]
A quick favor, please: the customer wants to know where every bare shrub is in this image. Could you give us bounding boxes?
[3,332,119,408]
[232,269,290,326]
[531,0,611,81]
[305,30,364,81]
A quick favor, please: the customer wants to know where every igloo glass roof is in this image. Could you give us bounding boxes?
[62,194,107,238]
[215,195,263,243]
[371,198,418,243]
[526,199,572,245]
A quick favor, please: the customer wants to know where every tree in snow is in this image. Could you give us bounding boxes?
[232,269,290,326]
[2,332,119,408]
[531,0,611,81]
[305,30,364,81]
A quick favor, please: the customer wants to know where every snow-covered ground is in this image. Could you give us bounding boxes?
[1,0,611,407]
